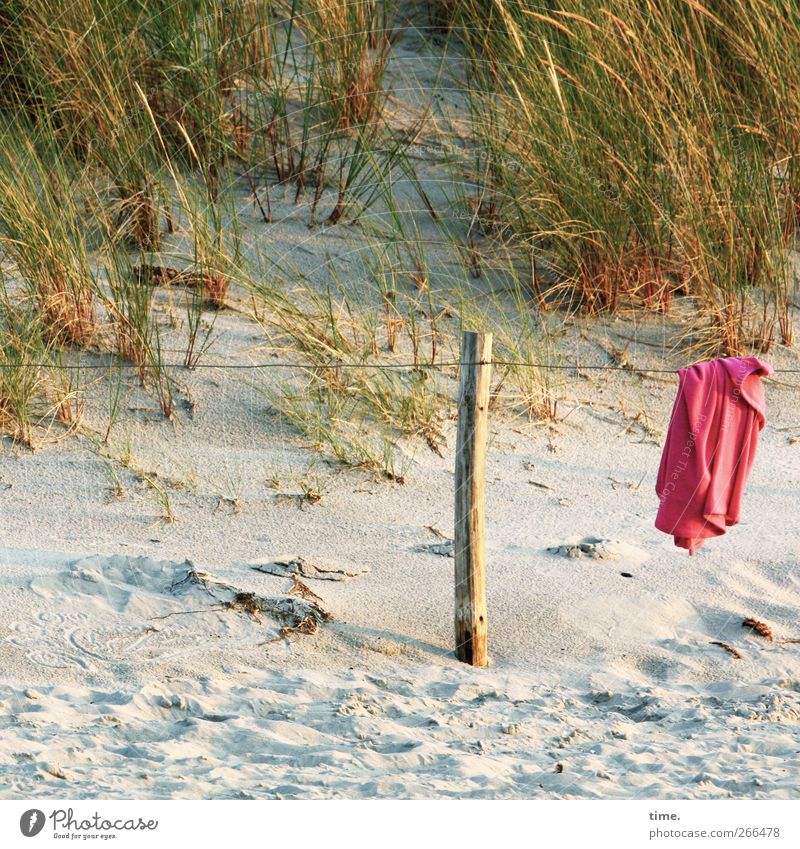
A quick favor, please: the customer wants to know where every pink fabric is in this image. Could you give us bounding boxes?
[655,356,772,554]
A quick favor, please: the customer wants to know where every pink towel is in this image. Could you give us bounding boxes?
[655,356,772,554]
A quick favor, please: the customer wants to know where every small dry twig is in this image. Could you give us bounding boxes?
[288,575,324,604]
[742,618,774,641]
[709,640,742,659]
[149,606,218,621]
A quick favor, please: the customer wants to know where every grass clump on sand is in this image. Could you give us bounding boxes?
[248,265,448,481]
[452,0,800,354]
[0,293,48,447]
[0,128,97,349]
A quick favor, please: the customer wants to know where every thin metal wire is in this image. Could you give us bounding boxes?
[0,359,798,375]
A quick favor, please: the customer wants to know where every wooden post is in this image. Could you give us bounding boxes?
[454,330,491,667]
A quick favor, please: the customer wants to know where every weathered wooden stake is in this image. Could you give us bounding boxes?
[454,330,492,667]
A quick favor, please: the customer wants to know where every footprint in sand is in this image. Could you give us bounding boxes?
[7,555,330,672]
[547,537,622,560]
[6,557,203,671]
[546,537,650,565]
[7,611,96,671]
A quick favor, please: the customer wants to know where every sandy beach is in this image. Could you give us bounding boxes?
[1,0,800,803]
[2,303,800,798]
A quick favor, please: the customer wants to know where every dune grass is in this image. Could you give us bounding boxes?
[0,0,796,471]
[452,0,800,354]
[0,126,97,349]
[0,287,48,447]
[0,0,442,459]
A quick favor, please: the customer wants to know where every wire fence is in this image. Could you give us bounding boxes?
[1,358,799,374]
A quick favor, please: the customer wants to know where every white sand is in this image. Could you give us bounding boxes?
[2,306,800,798]
[2,18,800,800]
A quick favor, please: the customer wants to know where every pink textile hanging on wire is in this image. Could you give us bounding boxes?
[655,356,773,554]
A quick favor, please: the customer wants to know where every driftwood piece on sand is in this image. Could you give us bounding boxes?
[132,264,228,307]
[226,592,330,633]
[167,565,330,635]
[252,556,369,582]
[133,264,209,289]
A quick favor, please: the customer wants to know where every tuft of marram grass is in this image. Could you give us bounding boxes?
[453,0,800,354]
[0,128,97,349]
